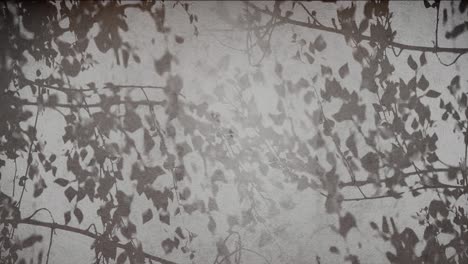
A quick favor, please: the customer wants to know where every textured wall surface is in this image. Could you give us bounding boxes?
[1,1,468,264]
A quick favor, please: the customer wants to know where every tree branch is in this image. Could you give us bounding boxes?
[338,167,458,188]
[20,100,166,108]
[4,218,177,264]
[20,78,166,94]
[336,181,465,202]
[243,1,468,55]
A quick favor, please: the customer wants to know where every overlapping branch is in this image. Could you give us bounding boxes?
[243,1,468,55]
[4,218,177,264]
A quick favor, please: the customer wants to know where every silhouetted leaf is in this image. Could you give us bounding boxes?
[411,118,418,129]
[175,227,185,239]
[116,252,127,264]
[407,55,417,70]
[426,90,440,98]
[381,83,397,106]
[74,207,83,223]
[142,209,153,224]
[64,186,76,202]
[208,216,216,234]
[346,133,358,157]
[447,167,459,180]
[154,51,172,75]
[419,52,427,66]
[447,75,460,94]
[360,152,379,173]
[64,211,71,225]
[133,54,141,63]
[339,63,349,78]
[446,21,468,39]
[298,38,307,47]
[258,231,272,247]
[159,211,170,225]
[143,129,155,153]
[314,35,327,52]
[339,212,356,237]
[124,111,142,132]
[304,52,315,64]
[461,93,467,107]
[275,62,283,78]
[321,65,333,76]
[61,58,81,77]
[382,216,389,233]
[418,75,429,91]
[22,235,42,248]
[333,94,365,122]
[308,41,315,54]
[353,45,369,64]
[175,35,184,44]
[329,246,339,254]
[423,225,437,240]
[162,238,176,254]
[386,252,397,262]
[54,178,69,187]
[84,179,95,201]
[359,19,369,33]
[33,178,46,198]
[122,49,129,67]
[208,197,218,211]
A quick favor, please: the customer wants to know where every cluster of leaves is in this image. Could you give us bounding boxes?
[1,1,468,264]
[366,200,468,264]
[423,0,468,39]
[242,1,468,263]
[0,192,42,264]
[0,1,199,263]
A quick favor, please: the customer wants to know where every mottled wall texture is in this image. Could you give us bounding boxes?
[1,1,468,264]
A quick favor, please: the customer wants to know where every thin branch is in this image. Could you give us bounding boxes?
[20,78,165,94]
[24,208,55,222]
[433,4,464,66]
[336,182,464,202]
[339,167,456,188]
[243,1,468,55]
[12,159,17,197]
[20,99,166,108]
[46,227,54,264]
[216,246,271,264]
[331,135,367,198]
[464,134,468,187]
[17,97,41,208]
[4,218,178,264]
[340,194,397,202]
